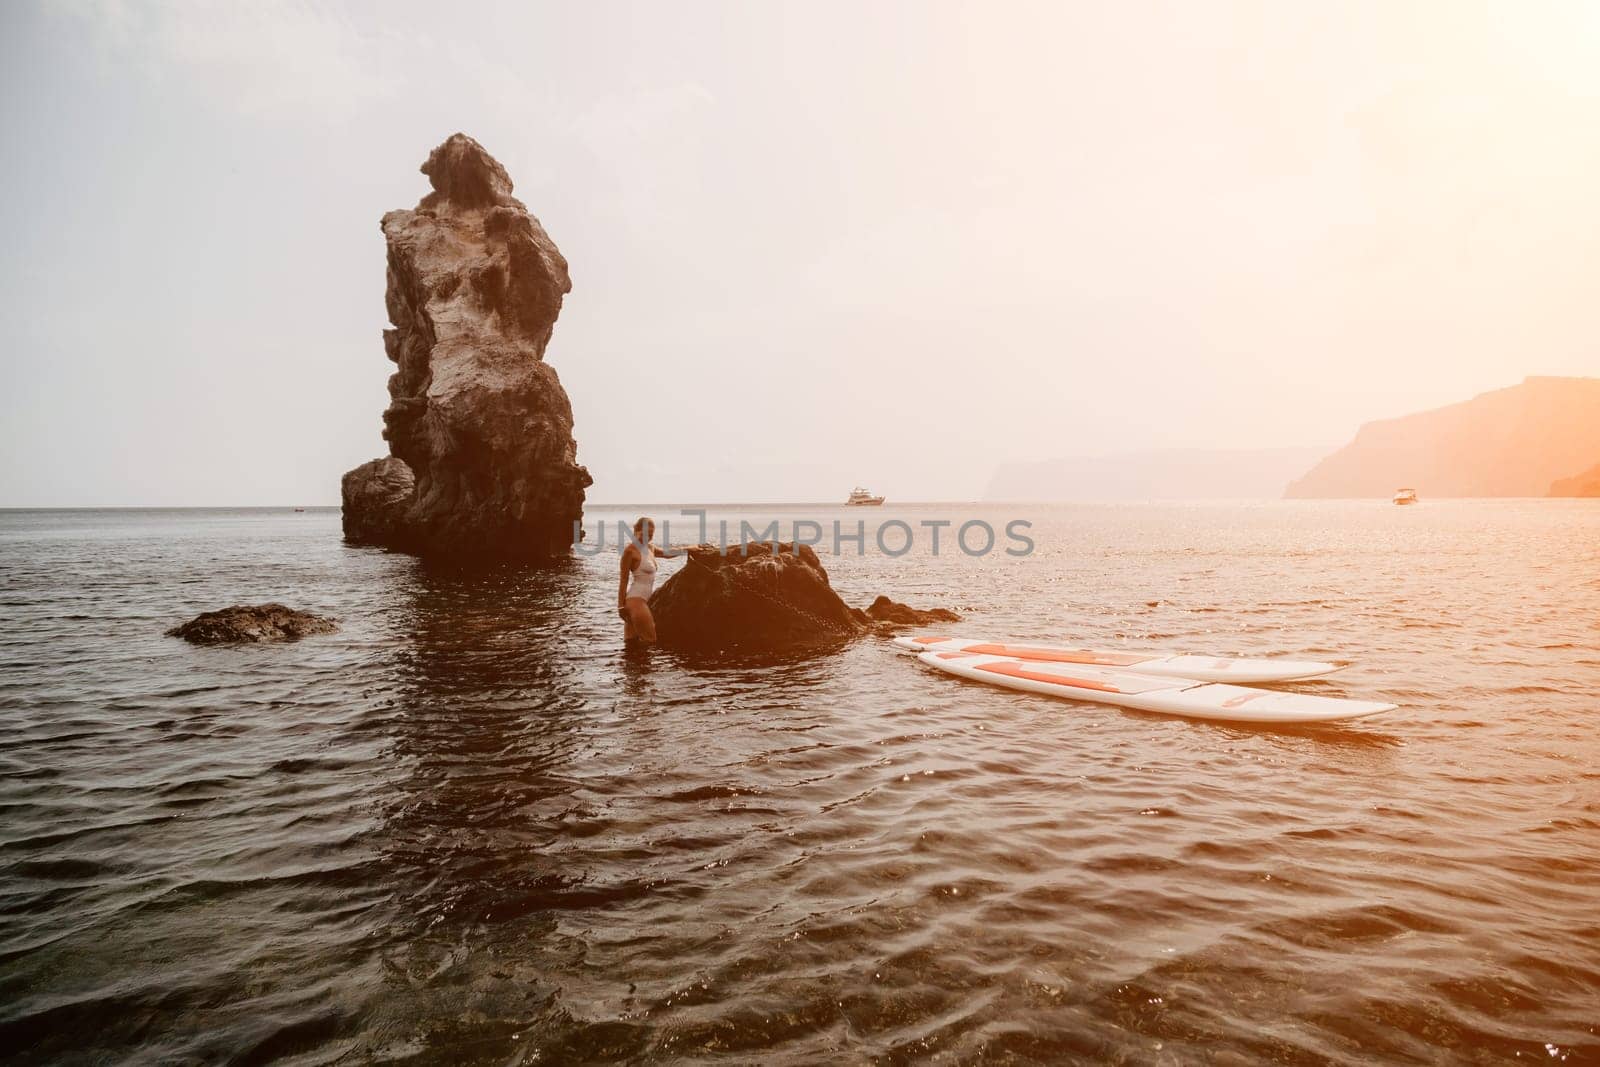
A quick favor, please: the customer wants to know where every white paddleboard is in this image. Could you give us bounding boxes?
[917,651,1395,724]
[894,635,1345,684]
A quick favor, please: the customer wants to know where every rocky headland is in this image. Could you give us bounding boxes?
[341,134,590,560]
[1285,376,1600,498]
[1548,462,1600,497]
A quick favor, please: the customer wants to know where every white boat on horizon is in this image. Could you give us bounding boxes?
[1393,488,1418,505]
[846,486,885,506]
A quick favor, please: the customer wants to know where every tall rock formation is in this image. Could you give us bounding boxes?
[1285,377,1600,498]
[341,134,591,559]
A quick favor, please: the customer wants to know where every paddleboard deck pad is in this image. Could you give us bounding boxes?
[916,651,1394,723]
[894,635,1346,684]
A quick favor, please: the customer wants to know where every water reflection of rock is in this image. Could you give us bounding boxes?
[349,559,918,1061]
[360,559,653,1060]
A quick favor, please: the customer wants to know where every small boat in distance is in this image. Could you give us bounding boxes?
[1392,488,1418,506]
[294,507,306,513]
[846,486,886,506]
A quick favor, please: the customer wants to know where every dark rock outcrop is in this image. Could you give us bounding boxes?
[341,133,591,560]
[862,595,961,627]
[1549,461,1600,497]
[167,604,338,644]
[647,542,958,652]
[340,457,414,546]
[649,542,860,652]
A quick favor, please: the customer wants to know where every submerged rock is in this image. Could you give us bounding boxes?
[341,133,591,560]
[647,542,959,652]
[166,604,338,645]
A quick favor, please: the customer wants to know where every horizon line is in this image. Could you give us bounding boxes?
[1,496,1586,511]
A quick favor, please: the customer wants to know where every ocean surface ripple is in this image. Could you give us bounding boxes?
[1,502,1597,1064]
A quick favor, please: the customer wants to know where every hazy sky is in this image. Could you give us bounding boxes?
[3,1,1598,504]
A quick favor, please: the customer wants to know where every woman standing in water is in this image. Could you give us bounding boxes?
[618,516,678,645]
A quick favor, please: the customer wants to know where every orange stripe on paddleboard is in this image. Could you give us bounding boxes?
[961,643,1149,667]
[913,635,952,645]
[974,660,1122,693]
[1221,691,1272,708]
[936,651,979,660]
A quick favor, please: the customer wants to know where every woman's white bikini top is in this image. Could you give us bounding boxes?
[627,545,657,600]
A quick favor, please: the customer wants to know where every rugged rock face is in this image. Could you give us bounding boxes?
[341,133,591,559]
[167,604,338,644]
[1549,461,1600,497]
[340,457,415,545]
[649,543,860,652]
[647,543,959,652]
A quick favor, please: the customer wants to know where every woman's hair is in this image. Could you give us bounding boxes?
[633,516,654,540]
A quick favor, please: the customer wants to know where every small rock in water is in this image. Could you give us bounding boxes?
[862,595,961,628]
[166,604,338,645]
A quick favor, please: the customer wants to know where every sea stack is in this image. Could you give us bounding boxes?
[341,133,591,560]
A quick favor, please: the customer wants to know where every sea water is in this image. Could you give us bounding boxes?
[1,502,1597,1062]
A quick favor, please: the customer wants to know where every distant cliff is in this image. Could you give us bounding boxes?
[1284,377,1600,499]
[1549,462,1600,497]
[985,447,1330,501]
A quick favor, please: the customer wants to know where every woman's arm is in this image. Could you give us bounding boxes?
[618,548,634,614]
